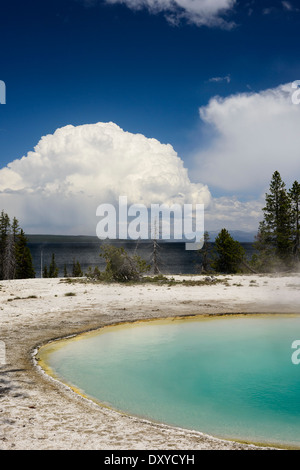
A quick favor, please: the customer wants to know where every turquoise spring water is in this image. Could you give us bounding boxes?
[43,315,300,448]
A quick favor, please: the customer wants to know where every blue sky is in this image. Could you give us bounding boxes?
[1,0,300,234]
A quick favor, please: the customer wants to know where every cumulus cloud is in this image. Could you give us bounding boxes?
[204,196,263,231]
[192,82,300,194]
[102,0,237,28]
[0,122,211,234]
[5,83,296,236]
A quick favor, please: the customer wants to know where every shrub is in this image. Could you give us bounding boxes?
[100,245,150,282]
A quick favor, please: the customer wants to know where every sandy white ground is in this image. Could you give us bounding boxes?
[1,273,300,450]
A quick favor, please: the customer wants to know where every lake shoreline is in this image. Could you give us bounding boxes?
[1,274,300,450]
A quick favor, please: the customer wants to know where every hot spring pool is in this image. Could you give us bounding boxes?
[38,314,300,448]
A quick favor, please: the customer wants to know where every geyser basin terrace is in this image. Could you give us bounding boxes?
[38,314,300,449]
[2,275,300,450]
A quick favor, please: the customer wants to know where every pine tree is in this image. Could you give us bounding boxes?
[0,210,10,279]
[43,265,49,278]
[15,229,36,279]
[11,217,20,242]
[72,258,83,277]
[251,221,276,272]
[48,253,59,278]
[4,217,21,280]
[3,232,16,280]
[289,181,300,262]
[255,171,293,269]
[198,231,211,273]
[263,171,292,258]
[211,228,245,274]
[63,264,68,277]
[0,212,35,280]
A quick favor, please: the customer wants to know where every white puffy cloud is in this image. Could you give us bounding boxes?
[103,0,236,27]
[4,82,296,236]
[0,122,211,234]
[204,196,263,232]
[192,82,300,194]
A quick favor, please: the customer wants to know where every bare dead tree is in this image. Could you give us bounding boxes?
[3,233,16,280]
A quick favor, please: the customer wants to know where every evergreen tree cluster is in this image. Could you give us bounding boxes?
[253,171,300,272]
[198,229,247,275]
[2,171,298,280]
[0,210,35,280]
[212,229,246,274]
[43,255,83,278]
[198,171,300,274]
[43,253,59,278]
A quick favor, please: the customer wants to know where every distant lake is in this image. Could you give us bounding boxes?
[27,235,257,277]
